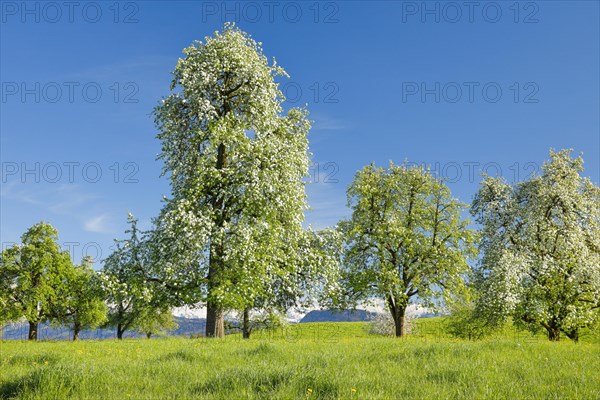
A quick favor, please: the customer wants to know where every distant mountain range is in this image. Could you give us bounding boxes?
[0,317,207,341]
[299,309,439,323]
[1,310,437,340]
[299,309,378,323]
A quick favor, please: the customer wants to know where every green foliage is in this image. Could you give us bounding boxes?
[52,256,107,339]
[101,214,166,339]
[134,307,178,338]
[339,162,477,335]
[0,294,20,326]
[253,228,344,315]
[471,149,600,341]
[232,309,288,335]
[445,300,498,341]
[0,222,74,337]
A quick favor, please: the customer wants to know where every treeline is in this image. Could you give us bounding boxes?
[0,221,177,340]
[2,24,598,342]
[2,149,598,342]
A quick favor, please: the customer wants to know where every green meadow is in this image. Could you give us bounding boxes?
[1,319,599,400]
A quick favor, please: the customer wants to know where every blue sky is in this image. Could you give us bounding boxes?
[1,1,599,267]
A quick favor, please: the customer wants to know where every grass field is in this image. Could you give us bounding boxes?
[1,318,599,399]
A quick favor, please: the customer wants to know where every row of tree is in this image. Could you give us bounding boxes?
[2,148,597,342]
[2,24,598,342]
[0,224,100,341]
[0,215,334,341]
[0,222,177,340]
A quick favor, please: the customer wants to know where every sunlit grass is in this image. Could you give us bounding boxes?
[1,320,598,399]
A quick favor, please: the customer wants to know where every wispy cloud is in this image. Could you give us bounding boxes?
[2,182,99,211]
[84,214,113,233]
[68,56,174,81]
[1,182,116,234]
[311,114,345,132]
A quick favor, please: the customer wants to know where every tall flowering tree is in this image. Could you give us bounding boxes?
[340,162,476,337]
[471,149,600,341]
[152,24,312,337]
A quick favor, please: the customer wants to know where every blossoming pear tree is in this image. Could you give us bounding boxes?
[471,149,600,341]
[339,162,477,337]
[152,24,319,337]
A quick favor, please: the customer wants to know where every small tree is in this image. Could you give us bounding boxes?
[471,149,600,341]
[52,256,107,340]
[237,227,343,339]
[339,162,476,337]
[135,307,178,339]
[445,298,494,340]
[101,214,157,339]
[235,309,287,338]
[0,222,73,340]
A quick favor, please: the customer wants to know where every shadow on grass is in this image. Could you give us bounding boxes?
[0,365,82,399]
[0,379,23,399]
[191,368,294,397]
[0,354,65,398]
[159,350,199,362]
[426,369,461,384]
[158,349,213,364]
[245,342,276,357]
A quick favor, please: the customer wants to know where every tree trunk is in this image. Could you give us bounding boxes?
[205,142,228,339]
[393,307,406,337]
[565,328,579,342]
[117,323,124,340]
[387,294,408,338]
[73,322,81,341]
[205,237,225,338]
[28,321,38,341]
[206,304,225,338]
[242,307,251,339]
[205,257,225,338]
[546,325,560,341]
[146,332,152,339]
